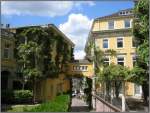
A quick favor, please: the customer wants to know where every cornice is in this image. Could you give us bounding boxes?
[91,28,132,38]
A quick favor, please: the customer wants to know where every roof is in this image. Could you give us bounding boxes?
[72,59,92,64]
[48,24,75,47]
[95,8,134,21]
[1,28,15,38]
[10,24,75,47]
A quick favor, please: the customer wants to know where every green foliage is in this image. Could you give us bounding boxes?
[83,77,92,109]
[102,64,130,81]
[13,90,33,100]
[104,49,117,57]
[101,64,130,98]
[1,90,33,104]
[130,66,146,84]
[133,0,149,42]
[16,27,74,79]
[25,94,70,112]
[137,40,149,65]
[132,0,149,84]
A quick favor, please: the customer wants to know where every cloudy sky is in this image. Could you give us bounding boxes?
[1,1,134,59]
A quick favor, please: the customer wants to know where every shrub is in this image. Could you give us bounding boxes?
[13,90,33,103]
[1,90,33,104]
[25,94,70,112]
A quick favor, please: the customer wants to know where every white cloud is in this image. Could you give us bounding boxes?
[1,1,95,17]
[59,13,93,59]
[74,50,86,60]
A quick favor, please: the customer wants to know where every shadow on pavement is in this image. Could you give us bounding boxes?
[71,106,89,112]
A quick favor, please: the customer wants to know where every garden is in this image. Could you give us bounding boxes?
[2,94,71,112]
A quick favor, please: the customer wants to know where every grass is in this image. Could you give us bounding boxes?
[7,104,40,112]
[25,94,70,112]
[6,94,70,112]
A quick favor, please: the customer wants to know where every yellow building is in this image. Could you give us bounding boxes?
[67,60,94,78]
[33,24,75,102]
[3,24,74,102]
[1,29,19,90]
[85,9,142,97]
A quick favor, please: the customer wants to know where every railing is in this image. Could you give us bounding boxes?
[92,94,122,112]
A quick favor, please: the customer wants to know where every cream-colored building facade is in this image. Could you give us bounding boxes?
[85,9,142,97]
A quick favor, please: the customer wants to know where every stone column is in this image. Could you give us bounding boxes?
[122,81,126,112]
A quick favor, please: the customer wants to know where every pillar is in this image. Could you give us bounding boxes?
[122,81,126,112]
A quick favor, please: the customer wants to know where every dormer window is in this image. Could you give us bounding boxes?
[119,10,133,16]
[124,19,131,28]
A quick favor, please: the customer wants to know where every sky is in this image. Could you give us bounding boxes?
[1,1,134,59]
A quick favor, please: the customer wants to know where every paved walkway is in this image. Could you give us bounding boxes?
[71,97,89,112]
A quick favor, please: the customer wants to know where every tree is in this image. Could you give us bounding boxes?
[17,27,49,103]
[102,64,130,99]
[133,0,149,105]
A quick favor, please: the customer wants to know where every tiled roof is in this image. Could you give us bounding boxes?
[95,8,134,20]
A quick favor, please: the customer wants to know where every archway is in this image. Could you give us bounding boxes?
[71,75,92,111]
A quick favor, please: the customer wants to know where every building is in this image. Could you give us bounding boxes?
[1,24,75,102]
[11,24,75,102]
[68,59,94,78]
[1,29,20,90]
[85,9,142,97]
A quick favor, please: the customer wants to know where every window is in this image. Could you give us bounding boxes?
[76,66,80,70]
[117,56,124,66]
[117,38,123,48]
[103,39,108,48]
[104,57,109,66]
[134,84,141,94]
[84,66,88,71]
[108,20,114,29]
[132,37,137,47]
[132,55,136,67]
[124,19,131,28]
[4,48,9,59]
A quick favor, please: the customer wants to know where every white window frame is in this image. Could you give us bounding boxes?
[132,55,137,67]
[103,38,109,49]
[104,56,110,65]
[82,66,88,71]
[117,55,125,66]
[124,19,131,28]
[116,37,124,49]
[134,84,142,97]
[108,20,114,30]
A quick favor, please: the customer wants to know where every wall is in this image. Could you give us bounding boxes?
[1,33,17,90]
[90,16,139,96]
[68,63,94,78]
[35,73,71,102]
[95,36,136,68]
[93,17,133,31]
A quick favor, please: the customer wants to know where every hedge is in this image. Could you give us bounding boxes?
[25,94,70,112]
[1,90,33,104]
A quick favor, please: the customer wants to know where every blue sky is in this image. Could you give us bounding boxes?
[1,1,134,59]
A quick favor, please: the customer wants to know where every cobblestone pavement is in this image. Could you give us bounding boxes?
[71,97,89,112]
